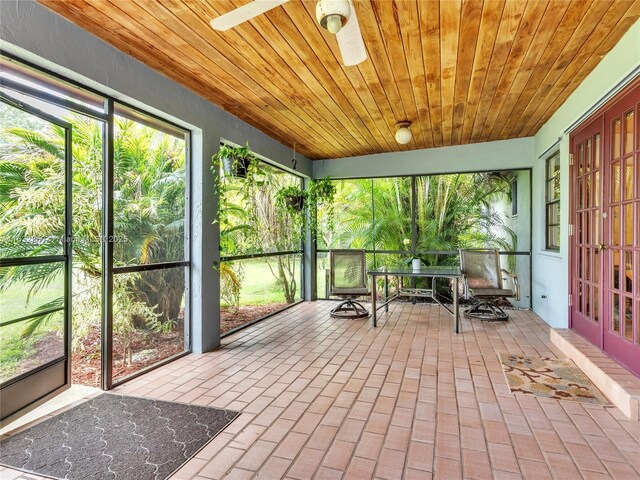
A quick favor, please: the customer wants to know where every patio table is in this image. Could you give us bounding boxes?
[367,266,462,333]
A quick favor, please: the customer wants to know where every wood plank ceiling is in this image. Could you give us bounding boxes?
[39,0,640,160]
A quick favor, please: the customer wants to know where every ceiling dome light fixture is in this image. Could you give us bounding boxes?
[316,0,351,35]
[395,121,412,145]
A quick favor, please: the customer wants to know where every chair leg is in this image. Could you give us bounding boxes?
[330,299,369,319]
[464,300,509,321]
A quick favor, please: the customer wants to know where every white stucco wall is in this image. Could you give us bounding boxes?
[494,169,532,309]
[531,19,640,328]
[0,0,312,352]
[313,137,534,178]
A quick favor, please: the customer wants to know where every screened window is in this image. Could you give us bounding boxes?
[546,152,561,250]
[316,171,532,307]
[218,151,304,335]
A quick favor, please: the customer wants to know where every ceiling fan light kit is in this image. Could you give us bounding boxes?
[210,0,367,67]
[395,122,412,145]
[316,0,350,34]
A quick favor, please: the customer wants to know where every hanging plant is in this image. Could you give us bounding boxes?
[216,143,253,178]
[308,176,336,236]
[275,185,307,244]
[274,176,336,241]
[275,185,307,212]
[211,143,264,264]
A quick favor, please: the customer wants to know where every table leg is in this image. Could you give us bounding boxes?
[453,276,460,334]
[371,274,377,327]
[411,275,417,304]
[384,275,389,312]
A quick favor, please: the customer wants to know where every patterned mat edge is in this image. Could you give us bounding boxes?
[497,352,612,406]
[0,393,241,480]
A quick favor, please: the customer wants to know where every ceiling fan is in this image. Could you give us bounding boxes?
[210,0,368,67]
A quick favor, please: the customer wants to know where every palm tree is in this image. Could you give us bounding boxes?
[0,112,187,361]
[320,173,516,267]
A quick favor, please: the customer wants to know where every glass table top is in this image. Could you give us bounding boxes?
[367,265,461,276]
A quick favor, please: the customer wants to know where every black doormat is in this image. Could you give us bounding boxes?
[0,393,239,480]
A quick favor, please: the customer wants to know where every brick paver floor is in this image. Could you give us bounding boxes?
[2,301,639,479]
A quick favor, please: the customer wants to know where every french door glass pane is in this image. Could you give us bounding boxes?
[613,251,620,290]
[578,143,584,173]
[625,205,634,246]
[578,282,583,313]
[613,294,620,333]
[624,297,633,341]
[624,111,634,155]
[612,162,621,202]
[585,248,591,281]
[112,266,187,383]
[612,206,620,245]
[112,114,186,266]
[585,284,591,316]
[625,251,633,294]
[613,118,621,158]
[637,299,640,345]
[0,102,65,257]
[624,157,634,200]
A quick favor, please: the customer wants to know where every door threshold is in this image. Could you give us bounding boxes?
[0,384,100,437]
[551,328,640,420]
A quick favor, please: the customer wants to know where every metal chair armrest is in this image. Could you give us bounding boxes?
[500,269,520,301]
[325,269,330,299]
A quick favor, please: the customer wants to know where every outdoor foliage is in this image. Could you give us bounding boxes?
[214,146,302,304]
[0,105,186,379]
[318,174,516,267]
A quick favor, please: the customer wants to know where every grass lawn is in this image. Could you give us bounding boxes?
[223,257,302,307]
[1,274,63,321]
[1,274,65,382]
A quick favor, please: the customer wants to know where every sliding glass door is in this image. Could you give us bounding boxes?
[0,54,192,409]
[0,94,72,421]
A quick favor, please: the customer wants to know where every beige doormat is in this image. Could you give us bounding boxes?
[498,353,611,406]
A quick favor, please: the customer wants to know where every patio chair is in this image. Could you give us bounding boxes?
[328,249,370,319]
[459,249,520,321]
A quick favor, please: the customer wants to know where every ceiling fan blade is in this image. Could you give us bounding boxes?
[210,0,290,31]
[335,5,367,66]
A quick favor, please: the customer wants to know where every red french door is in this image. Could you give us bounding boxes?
[602,83,640,373]
[570,118,604,347]
[570,80,640,376]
